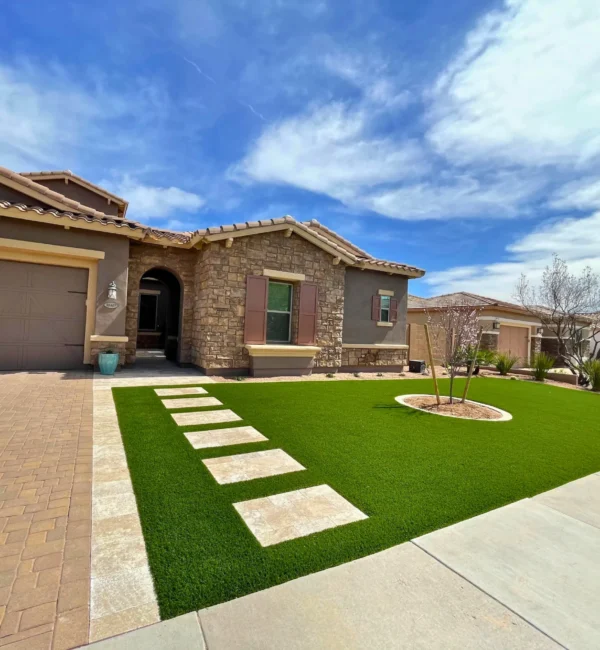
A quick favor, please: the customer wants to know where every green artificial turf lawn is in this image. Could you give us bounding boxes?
[112,377,600,620]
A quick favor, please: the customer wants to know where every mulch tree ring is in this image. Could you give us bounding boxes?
[395,394,512,421]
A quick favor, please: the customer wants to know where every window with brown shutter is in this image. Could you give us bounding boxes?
[389,298,398,323]
[244,275,268,344]
[298,282,318,345]
[372,295,381,321]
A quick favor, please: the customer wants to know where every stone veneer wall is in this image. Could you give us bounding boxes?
[192,230,345,372]
[341,347,407,370]
[125,242,197,364]
[90,340,127,368]
[480,332,499,353]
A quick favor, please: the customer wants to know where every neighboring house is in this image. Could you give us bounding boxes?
[0,165,425,376]
[407,292,546,367]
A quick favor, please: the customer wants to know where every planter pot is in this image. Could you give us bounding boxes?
[98,352,119,376]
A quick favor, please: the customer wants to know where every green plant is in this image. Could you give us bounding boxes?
[495,353,519,375]
[582,358,600,391]
[326,373,335,378]
[353,372,361,378]
[532,352,555,381]
[235,375,246,382]
[377,373,383,377]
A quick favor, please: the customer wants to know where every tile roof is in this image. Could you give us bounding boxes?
[20,170,128,207]
[0,201,191,244]
[408,292,525,311]
[0,166,425,276]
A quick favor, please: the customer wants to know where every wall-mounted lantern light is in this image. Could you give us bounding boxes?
[107,281,118,301]
[537,326,544,335]
[492,320,500,330]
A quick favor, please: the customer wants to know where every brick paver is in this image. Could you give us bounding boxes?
[0,371,93,650]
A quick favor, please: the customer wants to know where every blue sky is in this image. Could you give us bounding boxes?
[2,0,600,299]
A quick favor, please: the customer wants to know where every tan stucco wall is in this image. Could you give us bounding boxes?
[343,267,408,345]
[0,217,129,336]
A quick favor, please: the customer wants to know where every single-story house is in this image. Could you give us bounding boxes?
[0,165,425,376]
[407,292,548,367]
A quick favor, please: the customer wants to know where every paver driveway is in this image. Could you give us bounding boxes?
[0,371,93,650]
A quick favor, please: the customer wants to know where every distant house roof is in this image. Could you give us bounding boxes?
[408,292,526,312]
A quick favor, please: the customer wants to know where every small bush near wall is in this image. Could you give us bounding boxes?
[495,353,519,375]
[532,352,555,381]
[583,359,600,391]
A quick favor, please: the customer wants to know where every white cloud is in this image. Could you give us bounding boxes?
[107,176,205,219]
[357,171,543,220]
[0,59,170,171]
[427,0,600,167]
[425,212,600,300]
[232,102,427,201]
[549,178,600,210]
[233,0,600,222]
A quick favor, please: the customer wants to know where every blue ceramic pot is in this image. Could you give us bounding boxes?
[98,352,119,375]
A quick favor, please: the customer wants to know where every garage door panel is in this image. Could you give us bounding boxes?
[0,261,29,288]
[27,319,84,344]
[28,292,87,320]
[0,260,87,371]
[0,318,26,343]
[0,346,21,369]
[30,265,88,292]
[0,291,27,316]
[499,325,529,366]
[22,345,85,371]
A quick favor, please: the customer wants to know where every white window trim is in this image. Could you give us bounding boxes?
[263,269,305,282]
[266,281,293,344]
[378,289,394,296]
[377,321,394,328]
[379,295,392,323]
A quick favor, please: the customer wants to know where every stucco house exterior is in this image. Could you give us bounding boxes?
[0,166,425,376]
[407,292,545,367]
[407,291,593,367]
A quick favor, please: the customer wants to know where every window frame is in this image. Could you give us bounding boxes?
[379,295,391,323]
[266,281,293,344]
[139,293,159,332]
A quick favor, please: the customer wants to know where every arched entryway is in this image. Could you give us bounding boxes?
[137,268,182,362]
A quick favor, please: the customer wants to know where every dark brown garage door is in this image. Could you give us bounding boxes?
[0,260,87,370]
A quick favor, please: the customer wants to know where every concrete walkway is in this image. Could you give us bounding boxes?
[87,472,600,650]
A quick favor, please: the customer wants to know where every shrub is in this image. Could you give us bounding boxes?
[353,372,361,378]
[235,375,246,382]
[495,353,519,375]
[583,359,600,392]
[326,373,335,378]
[532,352,555,381]
[377,373,383,377]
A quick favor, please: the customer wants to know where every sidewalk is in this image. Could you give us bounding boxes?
[88,472,600,649]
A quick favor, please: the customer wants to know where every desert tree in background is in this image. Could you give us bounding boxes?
[515,256,600,382]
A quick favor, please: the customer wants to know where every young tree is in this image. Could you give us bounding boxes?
[515,256,600,381]
[427,301,482,403]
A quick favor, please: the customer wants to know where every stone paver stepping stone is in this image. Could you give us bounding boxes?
[155,387,208,396]
[204,449,305,485]
[162,397,222,409]
[171,409,241,427]
[185,426,267,450]
[234,484,368,546]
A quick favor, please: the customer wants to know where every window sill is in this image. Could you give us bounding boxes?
[377,321,394,327]
[245,344,321,357]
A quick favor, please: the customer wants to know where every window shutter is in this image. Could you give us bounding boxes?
[298,283,318,345]
[390,299,398,323]
[372,295,381,321]
[244,275,268,344]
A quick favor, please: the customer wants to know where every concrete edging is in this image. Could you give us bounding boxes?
[395,394,513,422]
